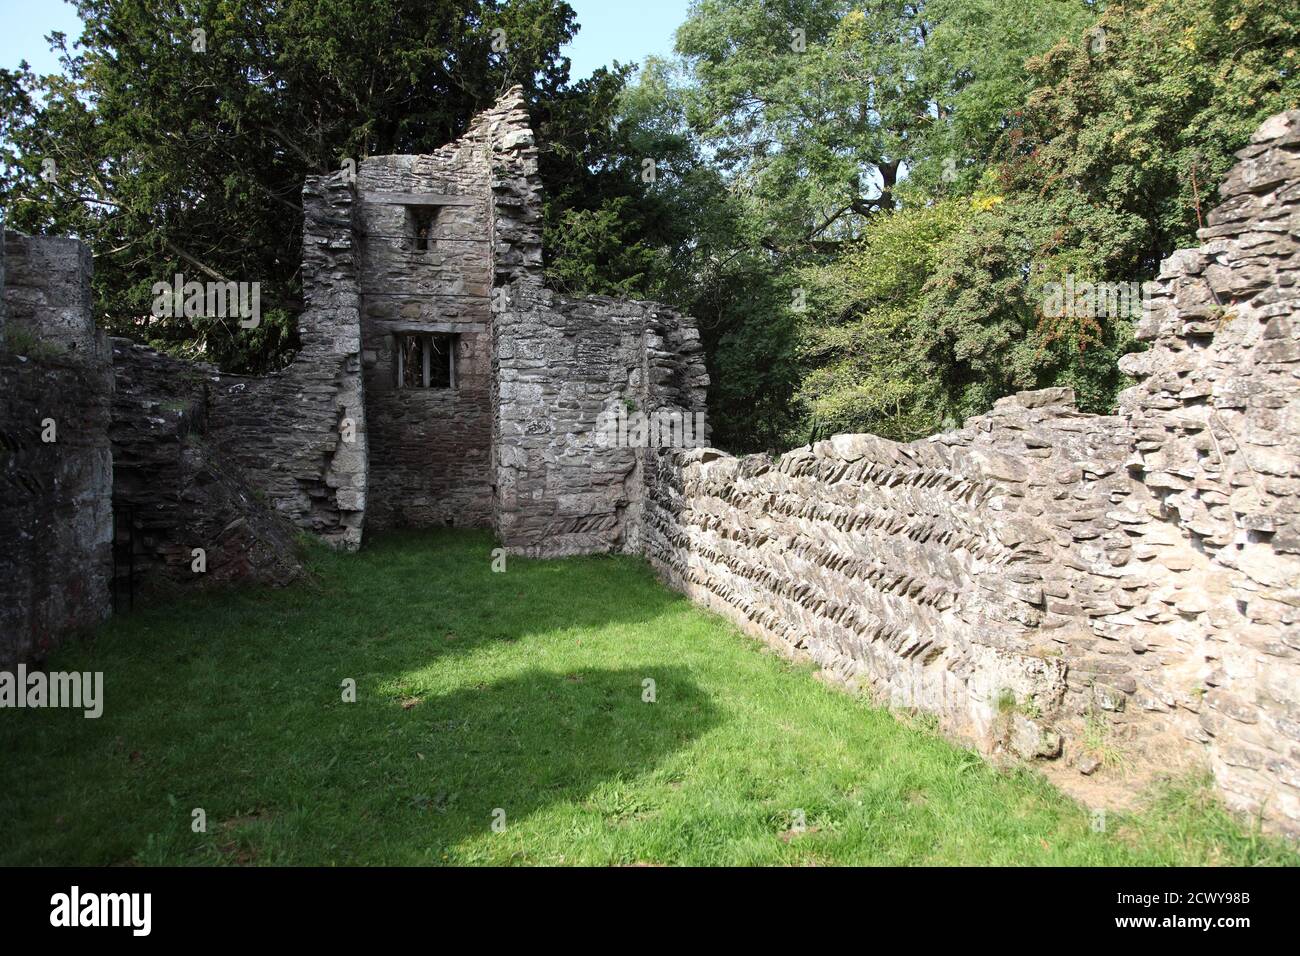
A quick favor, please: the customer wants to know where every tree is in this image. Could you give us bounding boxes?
[794,197,971,442]
[677,0,935,252]
[1008,0,1300,274]
[535,55,802,451]
[772,0,1300,445]
[919,0,1300,422]
[534,60,702,301]
[903,0,1096,197]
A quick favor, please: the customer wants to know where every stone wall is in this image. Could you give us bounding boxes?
[354,110,496,530]
[193,88,707,558]
[493,290,707,557]
[0,232,113,665]
[2,88,709,612]
[487,89,710,557]
[208,172,368,551]
[0,173,362,658]
[646,424,1071,752]
[645,111,1300,836]
[1112,111,1300,833]
[110,339,301,592]
[1,232,100,358]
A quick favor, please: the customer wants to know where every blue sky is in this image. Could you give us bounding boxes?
[0,0,691,78]
[0,0,83,74]
[564,0,691,78]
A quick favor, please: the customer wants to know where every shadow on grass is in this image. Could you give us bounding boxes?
[310,664,720,863]
[119,664,717,865]
[0,530,720,864]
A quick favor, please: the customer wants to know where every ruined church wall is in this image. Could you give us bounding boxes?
[0,233,114,665]
[354,112,497,530]
[109,339,302,592]
[207,173,368,551]
[1111,111,1300,832]
[645,111,1300,836]
[495,288,708,557]
[486,90,710,557]
[645,423,1074,757]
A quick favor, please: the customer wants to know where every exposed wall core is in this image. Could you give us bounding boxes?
[209,171,369,552]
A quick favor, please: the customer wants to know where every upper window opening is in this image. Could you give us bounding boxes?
[409,206,438,252]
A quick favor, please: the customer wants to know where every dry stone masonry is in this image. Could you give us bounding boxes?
[208,171,369,552]
[485,93,708,554]
[645,111,1300,837]
[109,340,302,591]
[354,109,496,531]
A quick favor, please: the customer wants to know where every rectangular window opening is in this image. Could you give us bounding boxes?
[408,206,438,252]
[395,333,456,390]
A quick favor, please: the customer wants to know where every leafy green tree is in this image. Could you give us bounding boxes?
[677,0,934,251]
[667,0,1097,449]
[794,197,971,442]
[534,56,801,451]
[534,60,704,301]
[1009,0,1300,274]
[920,0,1300,422]
[904,0,1097,196]
[787,0,1300,444]
[918,191,1139,422]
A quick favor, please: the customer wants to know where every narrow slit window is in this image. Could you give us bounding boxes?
[394,333,456,390]
[408,206,438,252]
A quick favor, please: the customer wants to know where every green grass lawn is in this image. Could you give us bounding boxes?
[2,530,1294,866]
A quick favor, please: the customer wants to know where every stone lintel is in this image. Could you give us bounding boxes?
[373,320,487,335]
[362,191,479,207]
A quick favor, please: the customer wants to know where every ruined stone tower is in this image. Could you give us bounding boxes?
[1,86,711,650]
[340,91,707,554]
[285,87,709,556]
